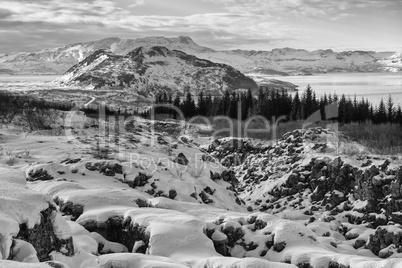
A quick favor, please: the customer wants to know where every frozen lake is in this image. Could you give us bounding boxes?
[265,72,402,106]
[0,75,59,91]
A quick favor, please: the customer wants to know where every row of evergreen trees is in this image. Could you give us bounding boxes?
[153,85,402,125]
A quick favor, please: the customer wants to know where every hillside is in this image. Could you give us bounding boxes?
[52,46,259,95]
[1,36,401,76]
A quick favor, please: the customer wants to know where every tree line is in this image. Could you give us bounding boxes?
[153,85,402,125]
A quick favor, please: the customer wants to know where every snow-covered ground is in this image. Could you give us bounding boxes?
[1,117,402,267]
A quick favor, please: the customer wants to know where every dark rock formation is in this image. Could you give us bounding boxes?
[174,153,189,166]
[127,172,152,188]
[367,226,402,257]
[54,197,84,221]
[82,216,150,252]
[85,162,123,177]
[16,207,75,262]
[27,168,54,182]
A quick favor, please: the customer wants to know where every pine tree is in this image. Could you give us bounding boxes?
[396,105,402,125]
[245,89,253,119]
[197,91,207,116]
[182,91,196,118]
[173,94,181,107]
[303,84,314,119]
[376,98,387,124]
[205,93,213,116]
[291,91,301,121]
[387,94,395,123]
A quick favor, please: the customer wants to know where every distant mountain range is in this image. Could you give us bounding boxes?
[1,36,401,76]
[52,46,258,95]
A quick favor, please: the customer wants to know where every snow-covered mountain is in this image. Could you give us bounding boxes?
[52,46,258,95]
[1,36,401,75]
[0,36,213,75]
[212,48,402,74]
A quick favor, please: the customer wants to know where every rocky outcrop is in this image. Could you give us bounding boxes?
[0,167,78,266]
[204,127,402,259]
[16,208,75,262]
[367,226,402,257]
[85,161,123,176]
[82,216,150,253]
[206,138,265,167]
[174,153,189,166]
[27,168,54,182]
[53,197,84,221]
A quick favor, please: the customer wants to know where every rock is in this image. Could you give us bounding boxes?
[132,240,147,253]
[157,135,169,145]
[82,216,150,253]
[85,162,123,176]
[54,198,84,221]
[199,191,213,204]
[273,241,286,252]
[168,189,177,199]
[60,158,81,164]
[174,153,189,165]
[16,207,75,261]
[367,226,402,256]
[328,262,349,268]
[27,168,54,182]
[353,239,366,249]
[128,172,152,188]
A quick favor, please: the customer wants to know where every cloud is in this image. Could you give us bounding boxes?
[330,13,356,21]
[0,0,400,53]
[0,0,306,52]
[128,0,145,8]
[202,0,398,18]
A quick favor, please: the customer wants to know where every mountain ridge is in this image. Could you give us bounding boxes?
[53,45,259,95]
[1,36,401,76]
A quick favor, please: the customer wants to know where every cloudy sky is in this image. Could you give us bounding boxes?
[0,0,401,53]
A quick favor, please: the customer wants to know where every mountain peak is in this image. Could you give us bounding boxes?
[177,36,194,44]
[126,46,172,59]
[53,46,258,93]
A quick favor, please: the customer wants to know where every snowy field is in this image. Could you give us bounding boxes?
[1,114,402,267]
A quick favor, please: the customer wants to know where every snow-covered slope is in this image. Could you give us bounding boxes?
[2,117,402,267]
[0,167,98,267]
[52,46,258,94]
[1,36,401,75]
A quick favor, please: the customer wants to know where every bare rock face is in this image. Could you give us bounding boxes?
[82,216,150,253]
[15,207,75,262]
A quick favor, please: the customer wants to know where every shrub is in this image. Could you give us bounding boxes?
[6,156,16,166]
